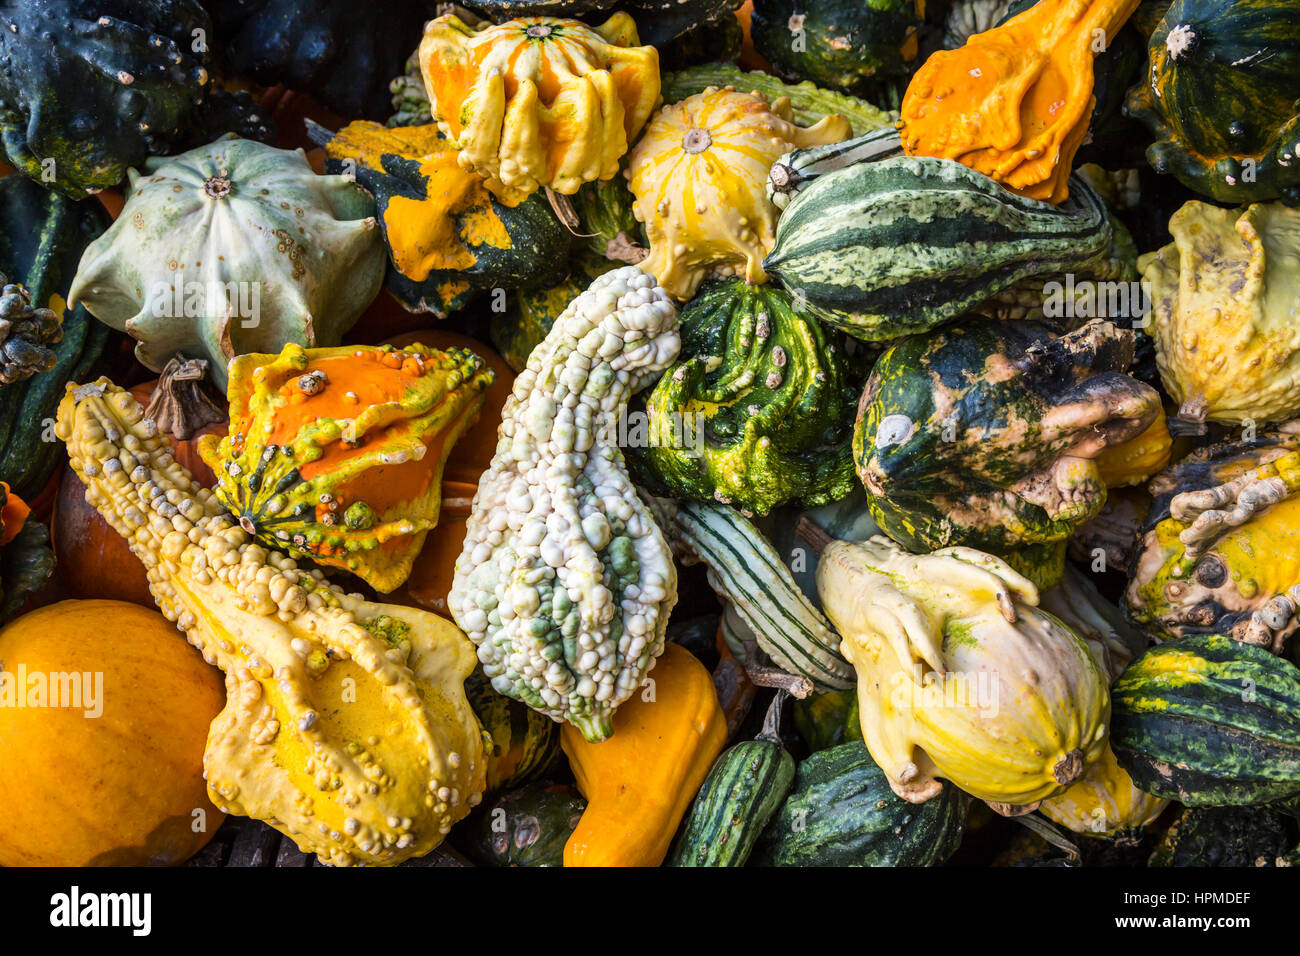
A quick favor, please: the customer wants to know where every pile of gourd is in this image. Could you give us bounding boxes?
[0,0,1298,869]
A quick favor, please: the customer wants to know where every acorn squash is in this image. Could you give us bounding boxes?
[634,278,857,516]
[68,136,385,390]
[853,319,1162,589]
[1125,0,1300,205]
[626,86,851,300]
[418,13,660,197]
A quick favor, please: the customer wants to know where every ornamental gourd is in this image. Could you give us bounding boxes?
[56,380,489,866]
[1141,201,1300,427]
[816,535,1111,807]
[635,279,857,515]
[199,343,494,594]
[0,481,52,626]
[418,14,660,198]
[1128,428,1300,652]
[626,86,851,300]
[899,0,1141,203]
[1125,0,1300,205]
[853,319,1162,589]
[68,136,385,390]
[449,267,681,742]
[310,121,572,317]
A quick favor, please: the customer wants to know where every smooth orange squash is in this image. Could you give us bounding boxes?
[561,643,727,867]
[900,0,1140,203]
[0,600,226,866]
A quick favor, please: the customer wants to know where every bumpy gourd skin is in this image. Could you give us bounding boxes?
[419,14,660,198]
[0,279,61,385]
[0,0,212,199]
[1128,428,1300,653]
[854,319,1162,589]
[450,266,681,743]
[815,536,1110,806]
[627,87,850,300]
[68,137,385,390]
[200,343,494,594]
[1141,201,1300,426]
[900,0,1140,203]
[56,380,488,867]
[635,279,857,515]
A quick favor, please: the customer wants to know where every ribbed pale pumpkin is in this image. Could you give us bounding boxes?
[626,86,851,299]
[900,0,1141,203]
[1141,201,1300,426]
[418,14,660,197]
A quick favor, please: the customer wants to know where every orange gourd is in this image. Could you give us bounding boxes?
[900,0,1140,203]
[561,643,727,866]
[0,600,225,866]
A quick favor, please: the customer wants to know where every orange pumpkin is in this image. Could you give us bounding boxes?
[0,600,225,866]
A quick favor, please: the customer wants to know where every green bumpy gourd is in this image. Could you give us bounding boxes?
[636,279,857,516]
[199,342,494,593]
[853,319,1161,589]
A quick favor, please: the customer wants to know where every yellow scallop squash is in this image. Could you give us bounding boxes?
[418,14,660,197]
[626,87,851,300]
[900,0,1139,203]
[1141,200,1300,427]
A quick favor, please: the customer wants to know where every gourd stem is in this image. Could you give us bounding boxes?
[756,689,787,743]
[745,663,813,698]
[1013,813,1081,864]
[544,188,597,238]
[143,354,226,441]
[795,515,833,555]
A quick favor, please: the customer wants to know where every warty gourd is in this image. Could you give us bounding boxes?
[449,266,682,743]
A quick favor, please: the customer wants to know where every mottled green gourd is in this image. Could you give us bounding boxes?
[635,279,857,516]
[853,319,1162,589]
[68,136,385,390]
[199,343,494,593]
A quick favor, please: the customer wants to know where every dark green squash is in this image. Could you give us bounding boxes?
[668,693,796,867]
[1124,0,1300,205]
[466,669,561,793]
[1111,634,1300,807]
[752,739,968,866]
[749,0,924,97]
[0,0,213,200]
[0,177,109,499]
[853,319,1161,589]
[633,279,858,516]
[464,781,586,867]
[0,491,54,627]
[657,9,743,71]
[1149,805,1299,867]
[792,688,862,753]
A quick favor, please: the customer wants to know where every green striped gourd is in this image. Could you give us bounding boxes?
[767,128,903,209]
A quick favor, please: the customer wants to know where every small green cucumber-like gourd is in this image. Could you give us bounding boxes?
[854,319,1162,589]
[309,121,572,317]
[668,693,797,867]
[0,175,109,499]
[0,0,212,199]
[635,279,857,516]
[465,781,586,867]
[749,0,924,96]
[68,136,385,390]
[1127,429,1300,652]
[752,740,970,867]
[1110,634,1300,807]
[199,343,494,594]
[1125,0,1300,205]
[762,156,1115,341]
[449,267,681,742]
[668,500,855,692]
[55,379,489,867]
[1141,200,1300,427]
[816,535,1111,806]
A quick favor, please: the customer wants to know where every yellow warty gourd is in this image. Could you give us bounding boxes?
[418,14,660,198]
[1141,201,1300,426]
[815,535,1110,807]
[55,380,488,867]
[626,86,851,300]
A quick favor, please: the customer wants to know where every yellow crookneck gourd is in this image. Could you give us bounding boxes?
[1141,201,1300,427]
[815,535,1110,807]
[561,643,726,866]
[418,13,660,198]
[899,0,1140,203]
[626,86,851,300]
[55,380,489,867]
